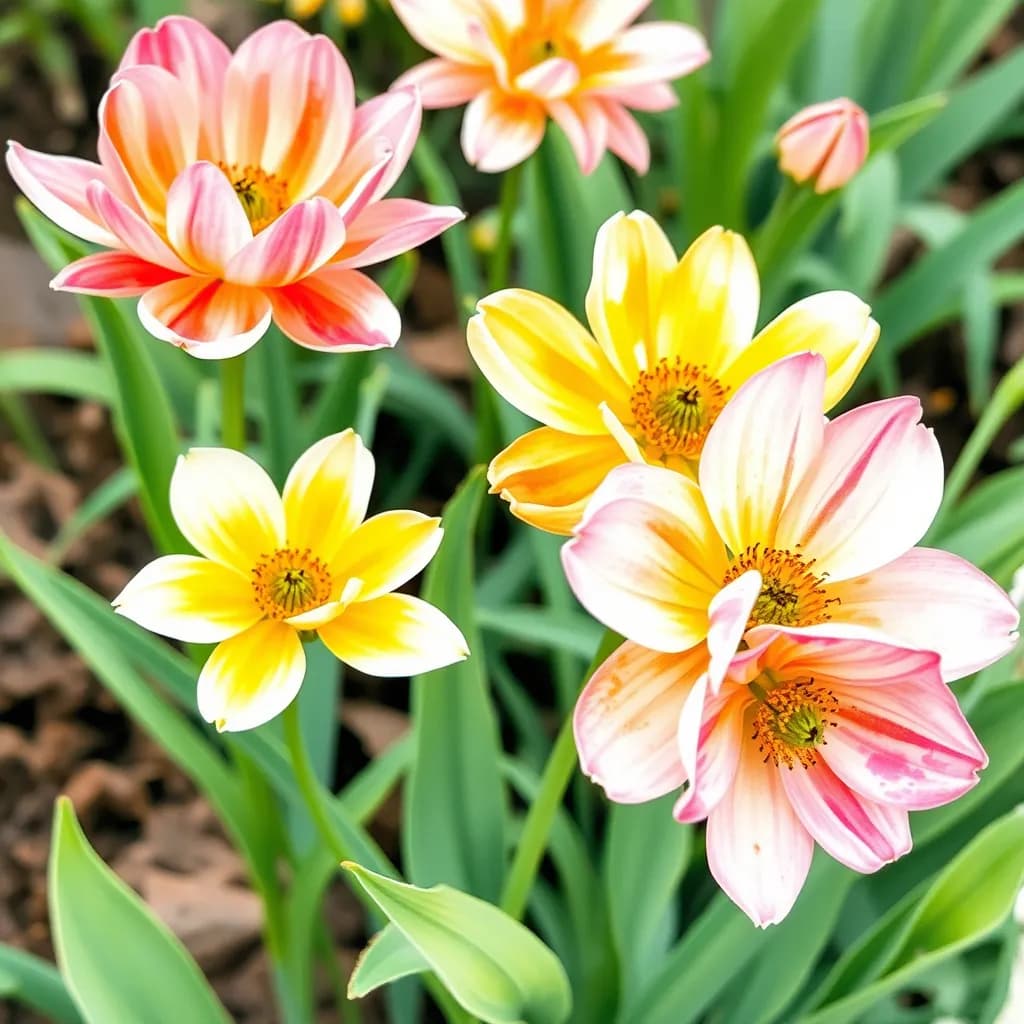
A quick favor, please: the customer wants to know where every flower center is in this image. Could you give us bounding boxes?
[749,676,838,769]
[723,543,839,629]
[251,547,332,619]
[629,358,730,459]
[218,162,290,233]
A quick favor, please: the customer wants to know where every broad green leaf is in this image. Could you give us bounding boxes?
[404,468,507,900]
[476,605,603,660]
[50,798,232,1024]
[0,349,113,404]
[348,924,430,997]
[345,864,572,1024]
[835,152,899,294]
[0,943,82,1024]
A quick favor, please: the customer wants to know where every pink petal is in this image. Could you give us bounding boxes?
[5,143,117,247]
[585,23,709,90]
[699,353,827,557]
[706,572,762,691]
[574,640,707,803]
[333,198,464,269]
[267,266,400,352]
[548,97,609,176]
[515,57,580,99]
[600,100,650,174]
[595,81,679,112]
[706,740,814,927]
[393,58,494,109]
[461,89,547,173]
[781,760,911,873]
[831,548,1019,682]
[777,396,943,581]
[51,253,183,296]
[138,276,272,358]
[568,0,652,49]
[226,198,347,287]
[816,113,868,193]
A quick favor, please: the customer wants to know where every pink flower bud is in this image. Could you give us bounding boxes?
[775,97,869,194]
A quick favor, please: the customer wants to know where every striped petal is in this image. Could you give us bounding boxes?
[52,253,182,297]
[87,181,192,272]
[334,198,464,269]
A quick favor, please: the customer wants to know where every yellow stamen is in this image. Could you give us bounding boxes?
[251,547,332,619]
[749,676,838,769]
[217,162,290,233]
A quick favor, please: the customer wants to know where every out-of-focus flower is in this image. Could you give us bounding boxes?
[575,627,986,925]
[338,0,369,25]
[113,430,468,731]
[563,354,1020,684]
[7,16,462,357]
[391,0,709,174]
[470,211,878,534]
[775,97,869,193]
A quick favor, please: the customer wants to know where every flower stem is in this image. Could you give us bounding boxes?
[488,162,524,293]
[220,354,247,450]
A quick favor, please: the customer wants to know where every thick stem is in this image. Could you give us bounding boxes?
[488,162,524,294]
[220,354,247,450]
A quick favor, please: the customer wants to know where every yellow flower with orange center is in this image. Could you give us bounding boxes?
[467,210,880,534]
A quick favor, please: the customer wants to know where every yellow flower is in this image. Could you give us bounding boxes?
[468,211,880,534]
[113,430,468,732]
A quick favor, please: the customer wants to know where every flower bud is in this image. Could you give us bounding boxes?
[775,98,868,194]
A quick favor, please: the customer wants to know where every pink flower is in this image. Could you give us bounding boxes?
[562,354,1019,684]
[6,17,463,358]
[391,0,709,175]
[775,97,869,193]
[575,626,987,925]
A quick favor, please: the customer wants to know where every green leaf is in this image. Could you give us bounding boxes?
[47,467,136,564]
[50,798,232,1024]
[476,605,603,660]
[962,271,1000,415]
[345,864,572,1024]
[404,468,507,900]
[250,328,300,487]
[0,943,82,1024]
[0,348,113,403]
[348,924,430,997]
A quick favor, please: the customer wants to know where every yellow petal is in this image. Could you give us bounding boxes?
[586,210,677,382]
[170,448,285,573]
[113,554,260,643]
[654,226,759,373]
[197,620,305,732]
[468,289,629,435]
[719,291,879,411]
[488,426,626,535]
[282,430,374,563]
[285,577,363,629]
[318,593,468,677]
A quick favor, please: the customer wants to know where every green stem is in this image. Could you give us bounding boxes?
[220,354,247,450]
[488,162,524,293]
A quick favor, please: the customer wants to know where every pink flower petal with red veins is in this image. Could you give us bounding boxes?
[267,266,400,352]
[392,59,493,109]
[586,23,709,89]
[461,89,547,173]
[118,15,231,157]
[138,276,272,358]
[781,760,911,873]
[574,640,708,803]
[548,98,609,176]
[700,353,827,557]
[776,396,943,582]
[5,143,117,247]
[333,199,464,269]
[516,58,580,99]
[568,0,652,48]
[600,101,650,174]
[86,181,191,273]
[51,253,183,296]
[707,740,814,927]
[226,198,347,287]
[829,547,1019,682]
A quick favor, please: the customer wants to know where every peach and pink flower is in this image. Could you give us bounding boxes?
[575,627,986,925]
[776,97,869,193]
[6,16,463,358]
[391,0,709,174]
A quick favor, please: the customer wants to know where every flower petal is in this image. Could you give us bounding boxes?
[830,548,1019,682]
[574,640,706,803]
[461,89,547,173]
[548,97,609,176]
[568,0,651,49]
[488,427,625,535]
[282,429,374,564]
[87,181,192,272]
[776,396,943,581]
[699,353,826,556]
[333,198,464,269]
[516,57,580,99]
[393,58,494,108]
[390,0,492,63]
[113,554,259,643]
[706,571,762,691]
[268,267,400,352]
[468,289,626,434]
[51,253,182,296]
[198,620,306,732]
[720,291,879,413]
[584,23,709,90]
[600,100,650,173]
[170,447,286,572]
[318,593,468,676]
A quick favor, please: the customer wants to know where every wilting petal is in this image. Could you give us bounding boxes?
[461,89,547,173]
[139,276,272,357]
[469,290,627,434]
[562,465,726,652]
[548,97,609,176]
[700,353,826,555]
[198,620,306,732]
[113,554,259,643]
[334,199,464,269]
[488,427,625,535]
[268,267,400,352]
[707,741,814,927]
[777,396,943,581]
[830,548,1019,681]
[575,640,707,803]
[585,23,709,90]
[390,0,490,63]
[781,760,911,873]
[600,101,650,173]
[282,429,374,564]
[568,0,652,49]
[5,143,117,246]
[170,447,286,572]
[318,593,468,676]
[87,181,192,272]
[586,210,676,382]
[165,162,252,274]
[393,58,494,108]
[720,292,879,412]
[52,253,182,296]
